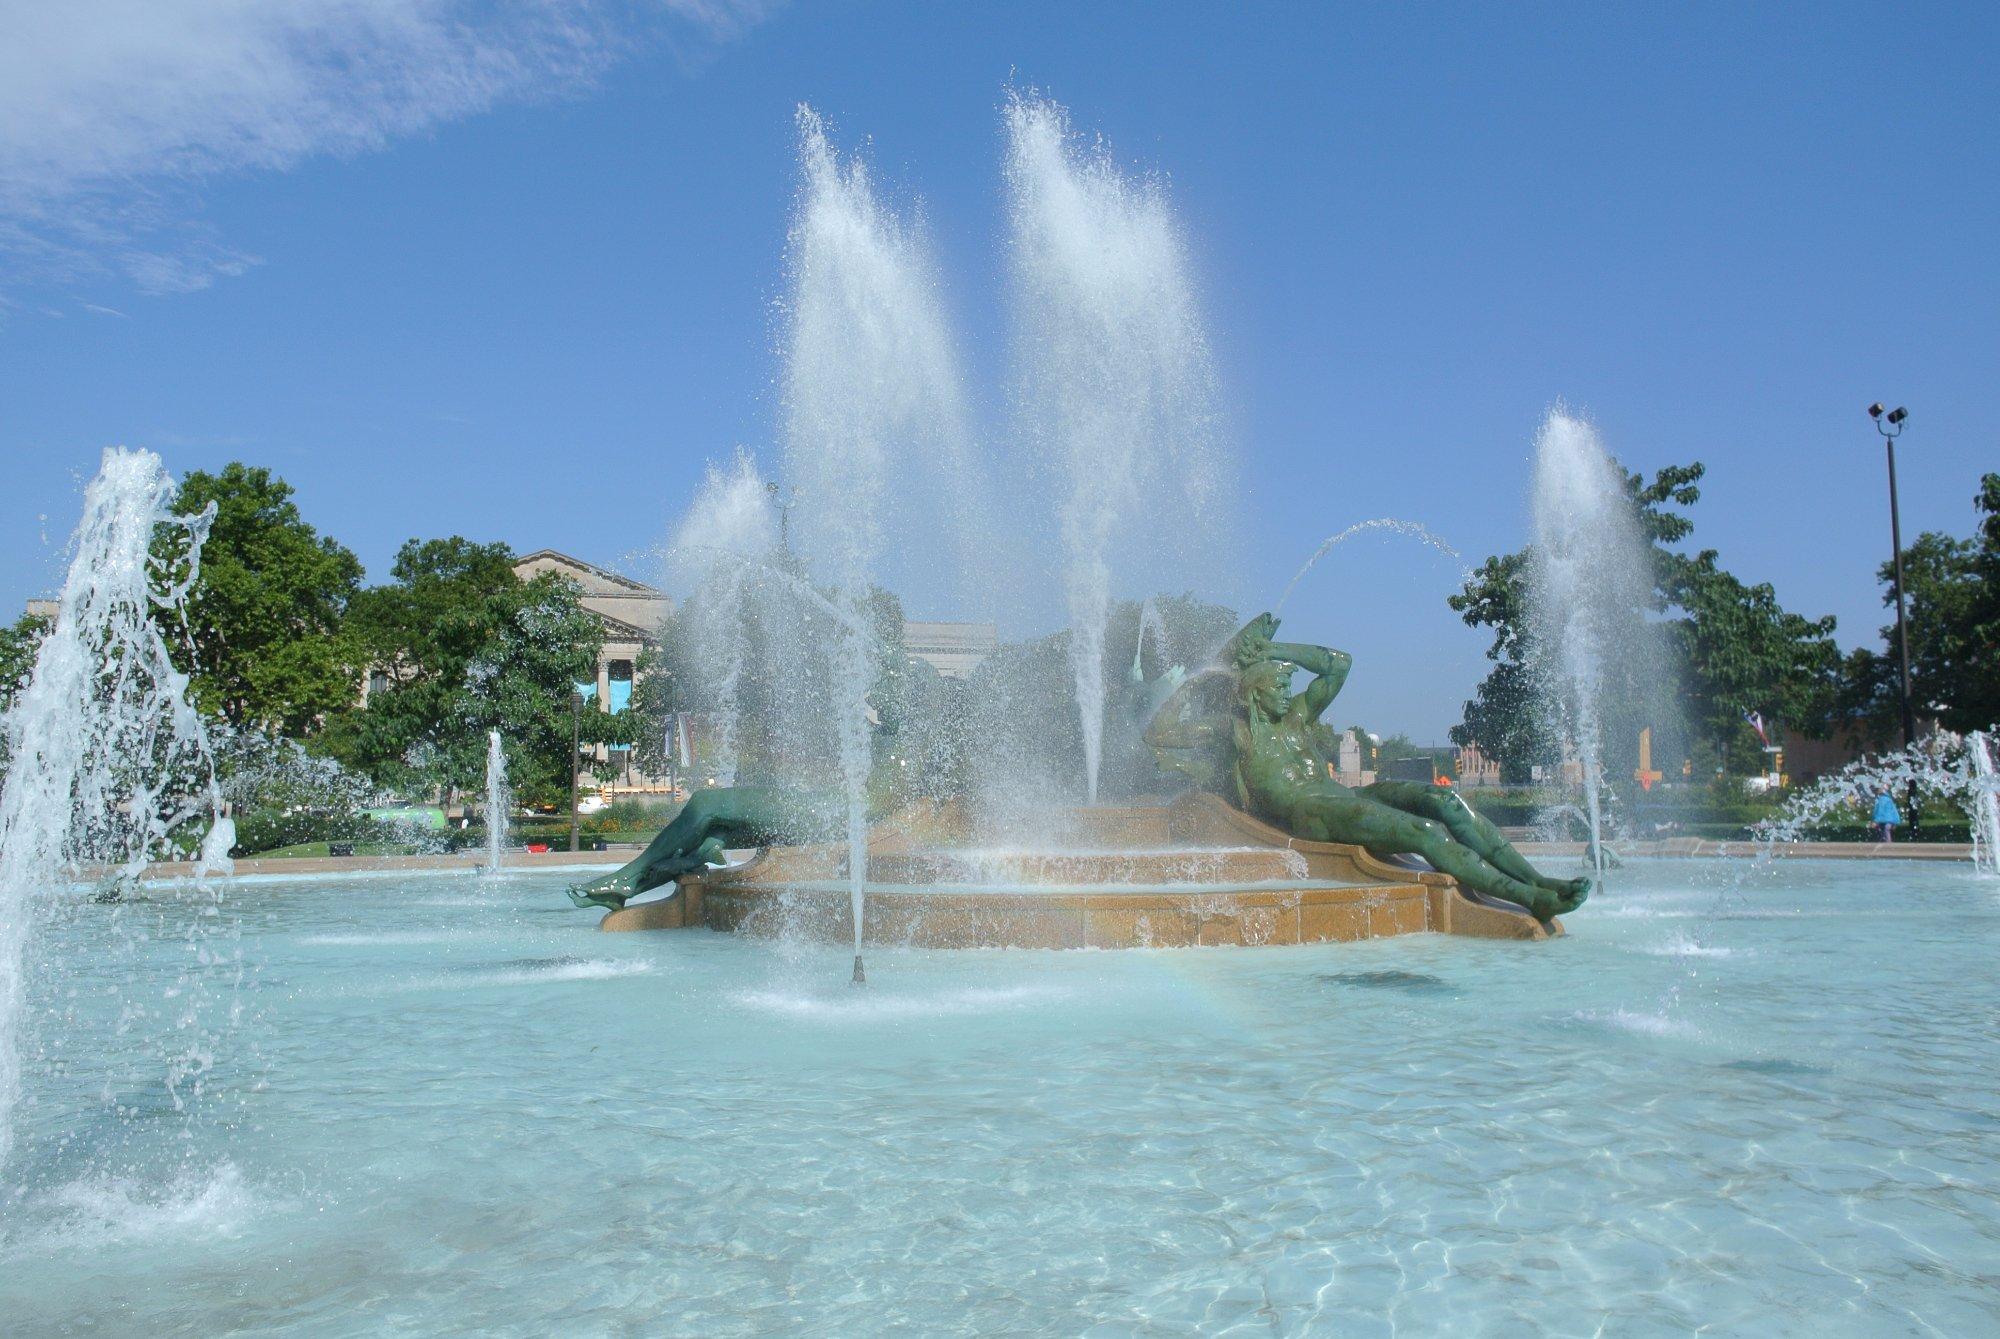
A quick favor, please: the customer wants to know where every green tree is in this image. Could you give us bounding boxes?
[163,464,364,733]
[0,610,52,781]
[0,610,49,715]
[319,539,604,805]
[455,573,605,805]
[1449,461,1842,781]
[1666,552,1841,772]
[1841,472,2000,737]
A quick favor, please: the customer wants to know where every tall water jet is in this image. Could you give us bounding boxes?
[782,107,979,978]
[666,452,781,786]
[483,730,511,875]
[0,448,225,1172]
[1005,90,1226,803]
[1971,731,2000,875]
[1527,407,1656,883]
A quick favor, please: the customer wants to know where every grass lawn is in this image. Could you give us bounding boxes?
[246,841,435,859]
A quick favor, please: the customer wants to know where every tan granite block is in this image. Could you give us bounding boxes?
[1298,901,1368,942]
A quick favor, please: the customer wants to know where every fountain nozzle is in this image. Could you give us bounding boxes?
[851,955,866,986]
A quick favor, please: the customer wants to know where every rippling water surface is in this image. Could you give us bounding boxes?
[3,860,1997,1335]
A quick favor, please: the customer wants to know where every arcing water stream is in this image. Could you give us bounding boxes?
[1275,518,1463,611]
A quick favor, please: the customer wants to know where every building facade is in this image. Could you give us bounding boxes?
[903,619,997,679]
[511,549,677,796]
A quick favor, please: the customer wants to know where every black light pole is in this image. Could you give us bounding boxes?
[1868,403,1917,749]
[568,685,582,853]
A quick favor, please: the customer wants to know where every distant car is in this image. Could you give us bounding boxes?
[575,793,609,816]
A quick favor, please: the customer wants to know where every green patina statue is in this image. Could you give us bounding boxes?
[1145,612,1589,924]
[572,610,1586,925]
[567,784,848,910]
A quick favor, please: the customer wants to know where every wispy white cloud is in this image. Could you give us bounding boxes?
[0,0,773,296]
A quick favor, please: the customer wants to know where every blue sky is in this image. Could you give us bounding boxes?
[2,2,1994,739]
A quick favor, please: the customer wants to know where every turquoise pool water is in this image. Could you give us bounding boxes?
[2,859,1997,1335]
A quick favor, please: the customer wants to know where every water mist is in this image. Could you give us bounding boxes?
[0,448,227,1172]
[1005,90,1225,803]
[782,107,979,980]
[1527,407,1655,882]
[483,730,511,875]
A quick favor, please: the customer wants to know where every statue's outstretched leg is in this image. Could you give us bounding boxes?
[1292,793,1581,924]
[1361,780,1590,903]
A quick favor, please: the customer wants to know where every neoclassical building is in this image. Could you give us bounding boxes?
[511,549,673,715]
[511,549,675,794]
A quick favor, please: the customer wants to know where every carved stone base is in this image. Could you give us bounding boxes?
[600,797,1557,945]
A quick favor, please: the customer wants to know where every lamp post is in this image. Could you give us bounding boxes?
[1867,403,1917,750]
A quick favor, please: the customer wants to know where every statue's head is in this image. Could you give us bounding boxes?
[1240,660,1290,719]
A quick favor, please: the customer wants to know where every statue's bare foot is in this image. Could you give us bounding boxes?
[1545,877,1590,917]
[567,882,628,911]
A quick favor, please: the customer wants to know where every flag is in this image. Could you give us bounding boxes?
[1744,711,1769,746]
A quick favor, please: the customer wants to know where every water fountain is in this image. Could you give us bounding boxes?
[1275,518,1462,611]
[1757,730,2000,874]
[0,448,227,1171]
[781,106,984,981]
[1005,90,1226,802]
[1968,731,2000,874]
[483,730,511,875]
[1526,407,1660,884]
[663,453,781,788]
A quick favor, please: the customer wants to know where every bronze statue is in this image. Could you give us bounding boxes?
[573,610,1586,926]
[1146,612,1589,924]
[568,784,846,909]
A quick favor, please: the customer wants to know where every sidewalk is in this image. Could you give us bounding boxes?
[1514,839,1975,862]
[133,845,639,881]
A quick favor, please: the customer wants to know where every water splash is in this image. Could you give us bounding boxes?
[1527,407,1654,886]
[0,448,226,1172]
[665,452,779,787]
[783,106,979,973]
[1275,518,1462,611]
[1967,731,2000,875]
[1005,90,1225,803]
[483,730,510,876]
[1756,731,2000,874]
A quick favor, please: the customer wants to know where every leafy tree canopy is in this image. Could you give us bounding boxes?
[1449,460,1844,781]
[164,463,363,734]
[317,540,604,805]
[1842,472,2000,738]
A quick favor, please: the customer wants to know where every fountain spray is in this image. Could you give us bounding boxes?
[1005,90,1224,804]
[0,448,226,1171]
[1275,519,1462,611]
[782,107,977,982]
[1968,731,2000,875]
[483,730,511,875]
[1527,408,1654,885]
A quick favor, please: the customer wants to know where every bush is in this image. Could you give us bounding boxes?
[232,809,398,855]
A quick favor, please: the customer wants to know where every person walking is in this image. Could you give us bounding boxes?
[1871,789,1903,843]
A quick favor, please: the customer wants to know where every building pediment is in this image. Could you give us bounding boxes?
[512,548,661,597]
